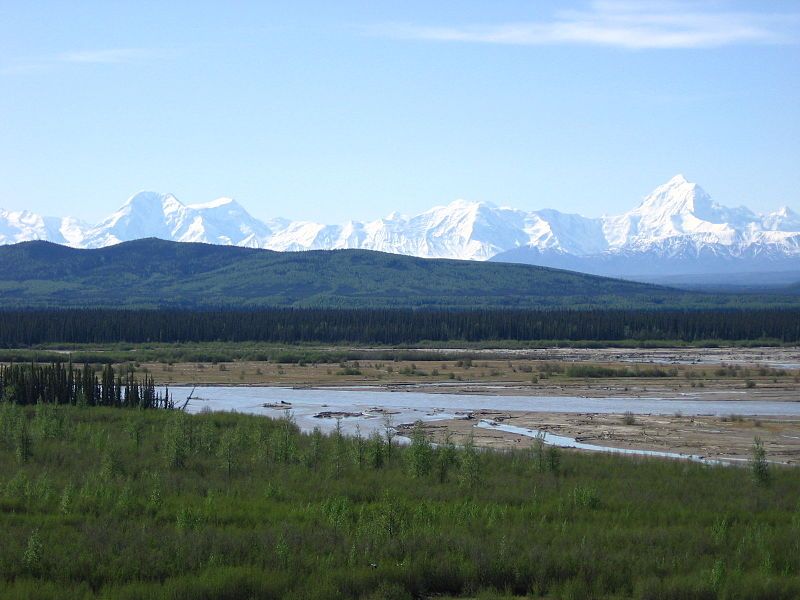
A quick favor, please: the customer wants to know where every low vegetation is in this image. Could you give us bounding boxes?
[0,342,794,372]
[1,404,798,599]
[565,364,678,378]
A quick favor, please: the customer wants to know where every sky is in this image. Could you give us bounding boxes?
[0,0,798,224]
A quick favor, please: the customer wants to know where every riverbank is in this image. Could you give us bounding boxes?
[132,346,800,402]
[399,411,800,465]
[171,385,800,466]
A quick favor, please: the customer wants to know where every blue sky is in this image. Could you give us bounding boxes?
[1,1,798,223]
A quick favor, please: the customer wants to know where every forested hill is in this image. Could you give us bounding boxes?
[0,239,793,310]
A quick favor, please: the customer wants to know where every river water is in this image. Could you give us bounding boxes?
[173,385,800,435]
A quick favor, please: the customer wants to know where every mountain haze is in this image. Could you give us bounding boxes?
[1,176,798,283]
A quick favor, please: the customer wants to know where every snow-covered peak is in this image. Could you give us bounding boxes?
[442,198,496,210]
[598,175,756,248]
[78,191,270,248]
[123,191,181,212]
[188,197,238,210]
[84,191,183,245]
[668,173,688,185]
[0,208,90,246]
[0,209,50,242]
[636,174,712,215]
[419,199,490,223]
[763,206,800,231]
[382,211,407,222]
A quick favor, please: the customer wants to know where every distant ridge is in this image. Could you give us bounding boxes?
[0,175,798,284]
[0,238,785,310]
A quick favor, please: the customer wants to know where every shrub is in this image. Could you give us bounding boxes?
[163,412,190,469]
[750,437,770,486]
[458,437,481,489]
[532,431,547,472]
[123,413,145,448]
[407,423,434,478]
[22,529,42,574]
[571,485,601,509]
[546,445,561,475]
[435,434,458,483]
[218,425,245,477]
[14,418,32,463]
[305,427,323,470]
[337,367,362,376]
[369,431,385,469]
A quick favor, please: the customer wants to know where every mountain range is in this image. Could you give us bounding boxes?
[2,175,798,284]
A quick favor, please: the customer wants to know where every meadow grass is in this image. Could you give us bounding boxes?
[0,404,798,599]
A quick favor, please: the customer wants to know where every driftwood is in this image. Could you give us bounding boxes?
[179,385,196,411]
[314,411,362,419]
[263,401,292,409]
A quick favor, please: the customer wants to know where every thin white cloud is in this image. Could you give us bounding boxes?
[372,1,798,49]
[2,47,171,74]
[55,48,161,64]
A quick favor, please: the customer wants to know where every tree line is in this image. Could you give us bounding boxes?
[0,362,170,408]
[0,308,798,345]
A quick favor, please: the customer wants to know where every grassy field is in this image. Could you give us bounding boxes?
[1,404,799,599]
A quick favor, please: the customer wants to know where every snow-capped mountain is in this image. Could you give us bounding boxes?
[1,175,798,282]
[0,209,89,247]
[492,175,800,280]
[79,192,274,248]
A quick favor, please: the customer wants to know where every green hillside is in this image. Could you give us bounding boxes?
[0,239,793,309]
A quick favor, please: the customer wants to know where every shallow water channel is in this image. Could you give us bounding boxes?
[475,420,733,464]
